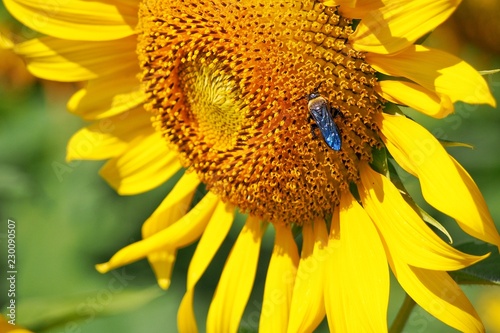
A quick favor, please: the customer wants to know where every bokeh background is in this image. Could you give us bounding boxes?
[1,1,500,332]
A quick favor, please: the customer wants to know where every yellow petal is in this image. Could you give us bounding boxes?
[358,162,487,270]
[142,172,200,238]
[67,67,146,120]
[325,191,389,332]
[378,113,500,249]
[186,202,235,290]
[4,0,137,41]
[367,45,496,107]
[141,172,201,289]
[260,224,299,333]
[207,216,266,333]
[377,80,454,118]
[351,0,460,54]
[450,156,500,248]
[146,250,176,290]
[13,36,137,81]
[390,257,484,332]
[66,107,153,161]
[178,201,235,333]
[287,221,327,333]
[178,289,197,333]
[99,132,181,195]
[96,192,220,273]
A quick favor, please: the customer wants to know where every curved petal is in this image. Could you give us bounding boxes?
[351,0,460,54]
[378,113,500,249]
[178,290,197,333]
[67,66,146,120]
[450,156,500,249]
[99,132,181,195]
[367,45,496,107]
[4,0,138,41]
[206,216,266,333]
[66,107,153,161]
[390,257,484,332]
[142,172,201,238]
[325,191,389,332]
[358,162,488,270]
[178,201,235,333]
[287,221,327,333]
[377,80,454,118]
[259,223,299,333]
[95,192,220,273]
[184,202,235,291]
[13,36,137,81]
[141,172,201,289]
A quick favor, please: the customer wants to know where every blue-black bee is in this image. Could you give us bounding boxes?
[302,84,342,151]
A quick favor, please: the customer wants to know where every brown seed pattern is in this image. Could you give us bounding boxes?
[138,0,384,225]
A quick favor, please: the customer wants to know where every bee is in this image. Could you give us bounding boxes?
[301,83,342,151]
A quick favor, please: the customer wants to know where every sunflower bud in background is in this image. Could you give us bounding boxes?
[478,289,500,332]
[0,20,35,90]
[0,36,34,90]
[453,0,500,55]
[2,1,500,333]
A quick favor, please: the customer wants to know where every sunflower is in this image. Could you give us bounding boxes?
[5,0,500,332]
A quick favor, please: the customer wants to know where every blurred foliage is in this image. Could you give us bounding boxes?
[1,2,500,333]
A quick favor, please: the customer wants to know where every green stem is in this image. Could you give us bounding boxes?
[389,293,416,333]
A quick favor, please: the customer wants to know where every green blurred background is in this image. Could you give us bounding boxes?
[1,1,500,332]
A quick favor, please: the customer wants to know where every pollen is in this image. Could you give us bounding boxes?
[138,0,384,225]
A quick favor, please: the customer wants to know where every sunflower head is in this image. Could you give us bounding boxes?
[138,0,384,225]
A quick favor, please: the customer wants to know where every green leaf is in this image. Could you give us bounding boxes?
[19,286,164,332]
[478,69,500,76]
[370,146,389,176]
[450,242,500,285]
[416,206,453,244]
[415,31,432,45]
[383,103,404,116]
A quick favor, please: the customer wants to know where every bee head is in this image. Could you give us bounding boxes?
[295,81,324,103]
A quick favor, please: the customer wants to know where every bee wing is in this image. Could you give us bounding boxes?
[323,119,342,151]
[310,106,342,151]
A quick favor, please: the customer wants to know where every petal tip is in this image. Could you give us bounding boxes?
[157,278,171,290]
[95,263,110,274]
[487,96,497,108]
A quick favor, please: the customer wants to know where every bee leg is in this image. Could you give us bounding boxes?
[308,113,319,139]
[310,123,319,139]
[332,107,344,119]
